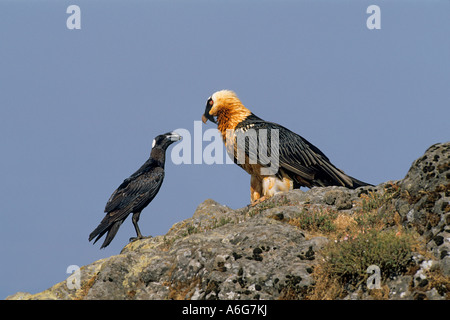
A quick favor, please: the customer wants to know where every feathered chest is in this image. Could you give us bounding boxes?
[221,118,280,177]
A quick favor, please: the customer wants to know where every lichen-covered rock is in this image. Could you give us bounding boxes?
[394,142,450,276]
[87,208,329,300]
[7,142,449,300]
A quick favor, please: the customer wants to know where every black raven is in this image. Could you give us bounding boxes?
[89,131,181,249]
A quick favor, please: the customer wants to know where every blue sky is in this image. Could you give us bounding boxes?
[0,1,449,299]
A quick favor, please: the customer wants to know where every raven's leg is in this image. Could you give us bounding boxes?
[129,211,144,242]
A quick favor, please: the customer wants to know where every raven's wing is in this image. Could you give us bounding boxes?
[88,167,165,245]
[104,166,165,218]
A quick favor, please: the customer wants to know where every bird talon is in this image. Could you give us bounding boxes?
[250,196,267,207]
[129,235,152,243]
[129,236,140,243]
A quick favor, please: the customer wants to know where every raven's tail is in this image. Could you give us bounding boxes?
[89,217,123,249]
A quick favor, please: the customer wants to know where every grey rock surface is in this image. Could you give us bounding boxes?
[7,142,449,300]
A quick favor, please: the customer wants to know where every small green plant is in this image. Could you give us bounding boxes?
[326,230,415,282]
[212,216,233,229]
[307,229,418,299]
[186,224,198,235]
[361,191,385,212]
[359,182,400,213]
[353,206,389,231]
[289,206,339,235]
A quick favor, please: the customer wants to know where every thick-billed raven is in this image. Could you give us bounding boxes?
[89,131,181,248]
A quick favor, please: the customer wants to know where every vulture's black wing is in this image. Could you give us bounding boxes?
[233,114,367,188]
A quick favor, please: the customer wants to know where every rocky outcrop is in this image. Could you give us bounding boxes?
[7,142,449,300]
[396,143,450,264]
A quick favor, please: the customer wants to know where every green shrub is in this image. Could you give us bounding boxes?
[322,229,415,286]
[290,207,338,234]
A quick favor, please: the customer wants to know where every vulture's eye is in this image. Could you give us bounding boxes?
[208,98,214,106]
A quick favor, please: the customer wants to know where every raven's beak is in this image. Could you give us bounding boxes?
[168,132,182,142]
